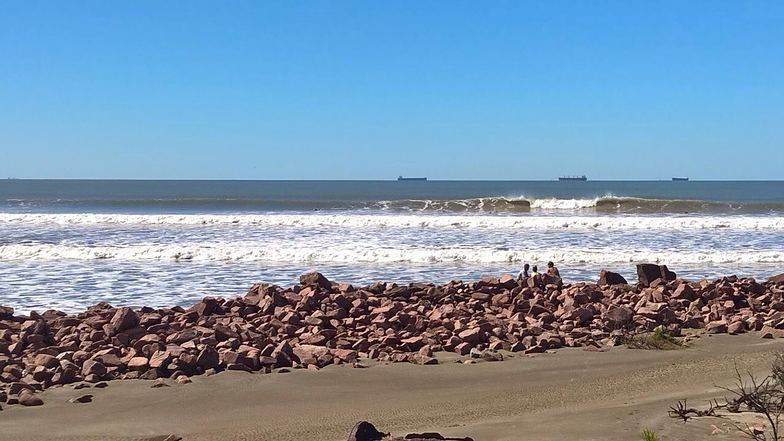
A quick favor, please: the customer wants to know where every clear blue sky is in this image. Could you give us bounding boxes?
[1,1,782,180]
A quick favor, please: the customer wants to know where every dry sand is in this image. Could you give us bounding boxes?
[2,333,782,441]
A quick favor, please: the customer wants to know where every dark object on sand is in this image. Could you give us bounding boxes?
[402,433,474,441]
[636,263,676,286]
[348,421,389,441]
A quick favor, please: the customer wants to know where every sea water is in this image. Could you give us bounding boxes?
[1,180,783,312]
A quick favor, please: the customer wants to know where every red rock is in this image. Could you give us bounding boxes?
[196,346,220,370]
[457,328,484,345]
[454,342,472,355]
[109,307,138,334]
[768,273,784,284]
[605,306,634,326]
[34,354,59,369]
[671,283,696,301]
[128,357,150,370]
[299,272,332,290]
[81,360,107,378]
[149,350,173,369]
[18,390,43,406]
[727,321,745,335]
[706,321,728,334]
[411,354,438,365]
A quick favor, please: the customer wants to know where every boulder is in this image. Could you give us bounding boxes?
[81,360,107,378]
[300,272,332,290]
[109,307,138,334]
[196,346,219,369]
[0,305,13,319]
[18,391,44,406]
[605,306,634,327]
[598,270,627,286]
[768,273,784,284]
[636,264,676,286]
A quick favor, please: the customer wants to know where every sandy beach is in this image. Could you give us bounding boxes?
[2,333,781,441]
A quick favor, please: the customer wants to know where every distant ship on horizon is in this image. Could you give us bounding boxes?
[558,175,588,181]
[397,176,427,181]
[672,177,689,181]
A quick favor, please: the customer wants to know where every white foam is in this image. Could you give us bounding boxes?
[528,198,600,209]
[1,242,782,265]
[1,212,782,231]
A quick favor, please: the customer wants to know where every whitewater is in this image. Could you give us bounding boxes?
[3,180,784,313]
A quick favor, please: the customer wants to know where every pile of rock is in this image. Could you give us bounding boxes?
[2,266,784,407]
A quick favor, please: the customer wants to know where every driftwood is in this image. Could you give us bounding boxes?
[669,360,784,441]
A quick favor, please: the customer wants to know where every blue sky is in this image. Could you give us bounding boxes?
[1,1,782,180]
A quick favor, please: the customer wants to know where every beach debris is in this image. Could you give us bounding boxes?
[68,394,93,403]
[3,270,784,405]
[347,421,389,441]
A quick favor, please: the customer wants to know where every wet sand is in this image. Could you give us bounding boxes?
[2,333,782,441]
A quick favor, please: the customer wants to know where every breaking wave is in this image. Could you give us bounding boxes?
[1,243,783,265]
[1,212,784,230]
[5,195,784,214]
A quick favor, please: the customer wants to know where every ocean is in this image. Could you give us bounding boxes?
[1,179,783,313]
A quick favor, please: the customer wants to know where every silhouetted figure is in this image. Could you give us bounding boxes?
[546,261,560,278]
[519,263,530,280]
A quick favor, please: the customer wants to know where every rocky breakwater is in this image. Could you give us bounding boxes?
[3,267,784,408]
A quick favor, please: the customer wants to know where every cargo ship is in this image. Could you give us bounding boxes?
[558,175,588,181]
[397,176,427,181]
[672,177,689,181]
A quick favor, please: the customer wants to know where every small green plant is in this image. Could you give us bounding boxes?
[640,428,660,441]
[625,327,682,350]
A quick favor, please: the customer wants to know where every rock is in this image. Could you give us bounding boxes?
[768,273,784,284]
[457,328,484,345]
[759,325,784,339]
[411,354,438,365]
[347,421,388,441]
[728,321,745,335]
[69,394,93,403]
[128,357,150,370]
[196,346,219,369]
[636,264,676,286]
[150,379,170,388]
[454,342,472,356]
[0,305,13,319]
[671,283,696,301]
[706,321,728,334]
[34,353,59,369]
[605,306,634,327]
[175,376,192,385]
[598,270,627,286]
[300,271,332,290]
[18,391,44,406]
[109,307,138,334]
[81,360,107,378]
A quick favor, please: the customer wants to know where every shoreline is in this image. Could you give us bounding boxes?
[2,267,784,395]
